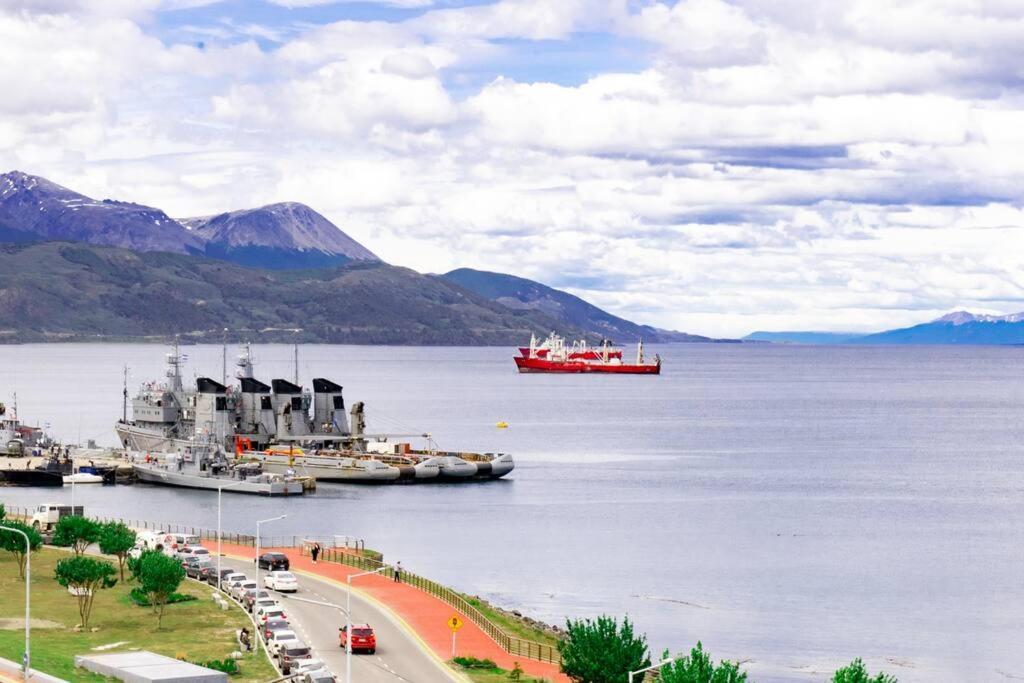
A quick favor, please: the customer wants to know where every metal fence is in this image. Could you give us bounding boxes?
[314,546,562,665]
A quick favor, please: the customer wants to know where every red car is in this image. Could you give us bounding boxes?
[339,623,376,654]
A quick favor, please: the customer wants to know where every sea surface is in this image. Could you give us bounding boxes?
[2,343,1023,682]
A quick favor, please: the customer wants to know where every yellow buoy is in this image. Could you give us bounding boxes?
[496,421,509,429]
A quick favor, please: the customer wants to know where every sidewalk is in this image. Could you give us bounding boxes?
[219,542,568,681]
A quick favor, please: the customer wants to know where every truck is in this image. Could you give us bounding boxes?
[29,503,84,532]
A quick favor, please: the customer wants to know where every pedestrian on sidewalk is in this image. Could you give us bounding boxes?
[311,542,320,564]
[394,561,402,583]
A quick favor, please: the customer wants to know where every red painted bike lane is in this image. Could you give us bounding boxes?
[219,543,568,681]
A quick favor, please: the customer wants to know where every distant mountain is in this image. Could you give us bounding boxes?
[852,311,1024,345]
[744,331,861,344]
[748,311,1024,345]
[181,202,378,270]
[441,268,711,343]
[0,171,202,254]
[0,242,586,344]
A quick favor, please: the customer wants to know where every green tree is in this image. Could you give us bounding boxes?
[136,551,185,629]
[0,520,42,579]
[54,556,117,629]
[833,658,897,683]
[98,522,137,581]
[559,615,650,683]
[659,643,747,683]
[52,516,102,556]
[0,502,6,520]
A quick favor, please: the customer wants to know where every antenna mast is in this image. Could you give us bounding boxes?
[294,343,299,385]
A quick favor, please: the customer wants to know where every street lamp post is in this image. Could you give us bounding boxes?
[346,566,389,683]
[215,480,246,592]
[253,515,287,656]
[0,525,30,683]
[629,654,683,683]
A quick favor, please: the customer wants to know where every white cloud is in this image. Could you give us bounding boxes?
[2,0,1024,337]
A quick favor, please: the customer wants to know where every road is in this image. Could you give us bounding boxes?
[216,557,459,683]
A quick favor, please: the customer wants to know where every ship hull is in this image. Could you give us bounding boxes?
[0,469,63,487]
[514,356,661,374]
[257,454,402,483]
[132,463,303,496]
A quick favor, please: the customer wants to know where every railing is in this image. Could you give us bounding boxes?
[314,546,562,665]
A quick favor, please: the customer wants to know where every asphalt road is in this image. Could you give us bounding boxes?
[216,558,458,683]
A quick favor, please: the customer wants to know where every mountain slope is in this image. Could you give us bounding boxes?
[0,242,584,344]
[441,268,709,343]
[181,202,378,270]
[0,171,202,254]
[744,331,861,344]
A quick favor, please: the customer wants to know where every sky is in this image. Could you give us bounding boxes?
[1,0,1023,337]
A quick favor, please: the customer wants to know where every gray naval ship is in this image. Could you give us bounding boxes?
[116,343,514,484]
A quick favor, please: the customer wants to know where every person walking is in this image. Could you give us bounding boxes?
[311,542,320,564]
[394,561,402,583]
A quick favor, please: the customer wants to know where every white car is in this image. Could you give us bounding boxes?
[292,659,327,675]
[222,573,247,595]
[231,580,258,601]
[252,597,279,614]
[266,629,299,656]
[264,571,299,592]
[257,605,288,623]
[177,546,211,562]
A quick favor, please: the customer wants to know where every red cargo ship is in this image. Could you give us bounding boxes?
[514,334,660,374]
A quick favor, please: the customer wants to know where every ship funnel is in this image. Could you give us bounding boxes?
[312,378,348,435]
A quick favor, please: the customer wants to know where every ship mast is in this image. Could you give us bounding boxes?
[293,343,299,385]
[122,365,128,423]
[167,337,183,392]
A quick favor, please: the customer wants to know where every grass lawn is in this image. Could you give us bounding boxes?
[0,548,277,682]
[461,594,562,649]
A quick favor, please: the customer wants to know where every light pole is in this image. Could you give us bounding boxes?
[0,525,30,683]
[280,594,354,680]
[629,654,683,683]
[254,515,287,656]
[346,566,389,683]
[216,480,246,592]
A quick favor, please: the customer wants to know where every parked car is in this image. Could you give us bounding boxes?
[264,571,299,592]
[257,606,288,624]
[252,597,279,615]
[185,559,215,580]
[207,567,234,587]
[177,546,211,563]
[263,617,290,640]
[266,629,299,656]
[292,659,327,676]
[257,552,290,571]
[302,672,336,683]
[277,641,312,675]
[222,573,248,595]
[339,624,376,654]
[244,589,274,612]
[231,580,258,601]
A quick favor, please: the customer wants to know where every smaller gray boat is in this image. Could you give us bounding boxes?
[132,440,305,496]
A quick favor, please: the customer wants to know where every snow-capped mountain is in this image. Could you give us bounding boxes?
[0,171,202,254]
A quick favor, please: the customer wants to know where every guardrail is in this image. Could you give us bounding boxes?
[313,546,562,665]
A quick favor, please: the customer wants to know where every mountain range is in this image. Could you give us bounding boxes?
[746,311,1024,345]
[0,170,706,344]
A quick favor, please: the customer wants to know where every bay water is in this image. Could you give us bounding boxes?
[2,343,1022,681]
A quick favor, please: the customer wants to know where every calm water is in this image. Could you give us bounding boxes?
[3,343,1024,681]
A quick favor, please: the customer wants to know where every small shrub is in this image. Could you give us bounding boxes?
[129,588,197,607]
[833,658,897,683]
[510,661,525,680]
[453,656,499,670]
